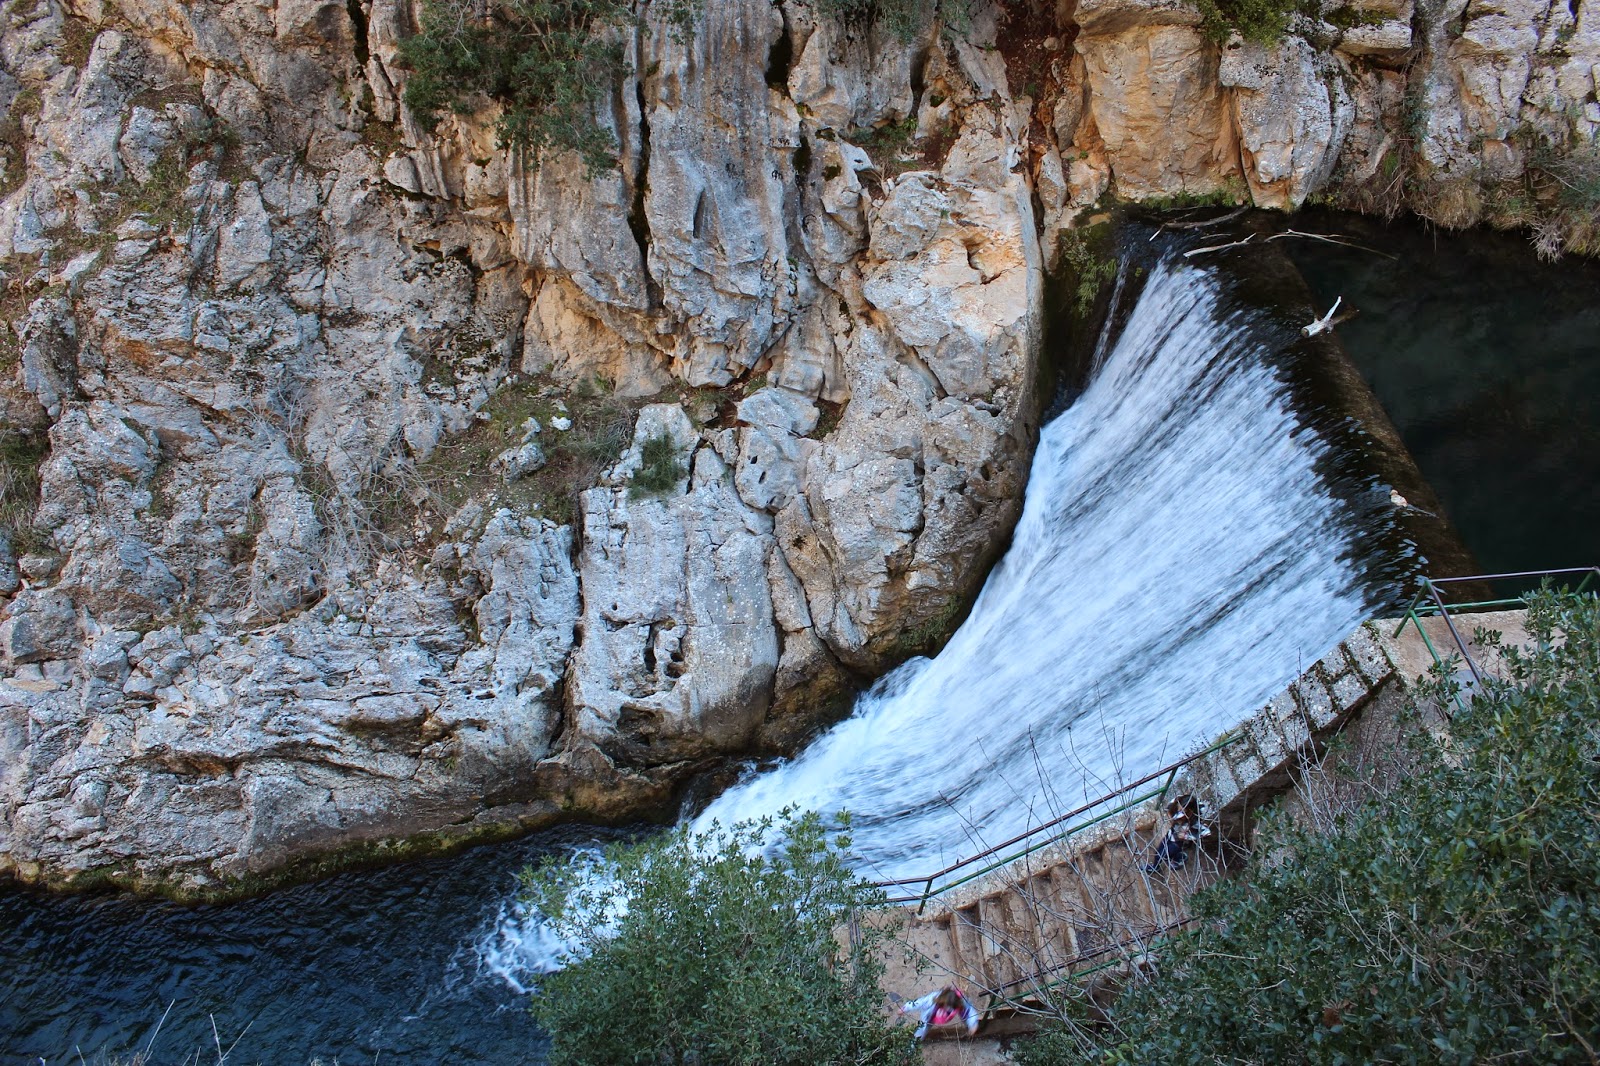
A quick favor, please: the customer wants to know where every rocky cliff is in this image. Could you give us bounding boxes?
[0,0,1593,895]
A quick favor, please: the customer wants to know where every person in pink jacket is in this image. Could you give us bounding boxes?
[901,986,980,1039]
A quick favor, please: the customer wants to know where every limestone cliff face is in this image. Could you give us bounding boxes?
[0,0,1041,893]
[0,0,1592,893]
[1054,0,1599,226]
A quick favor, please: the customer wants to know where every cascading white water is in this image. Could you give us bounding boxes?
[480,252,1389,982]
[691,256,1378,881]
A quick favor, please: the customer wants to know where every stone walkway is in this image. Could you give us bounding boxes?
[869,608,1537,1060]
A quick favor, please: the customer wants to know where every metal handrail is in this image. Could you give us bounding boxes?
[873,732,1244,912]
[924,569,1598,1017]
[1391,567,1598,712]
[1396,568,1599,619]
[883,568,1597,914]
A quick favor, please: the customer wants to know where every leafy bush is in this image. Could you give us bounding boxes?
[814,0,923,40]
[397,0,697,174]
[809,0,969,42]
[521,811,919,1066]
[404,373,639,530]
[629,430,686,496]
[1193,0,1387,45]
[397,0,979,168]
[1192,0,1307,43]
[1058,225,1116,317]
[1528,140,1600,259]
[1017,589,1600,1065]
[0,86,42,200]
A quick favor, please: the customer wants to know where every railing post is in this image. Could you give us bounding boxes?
[1577,568,1599,596]
[869,569,1590,948]
[1393,586,1427,637]
[1427,578,1484,690]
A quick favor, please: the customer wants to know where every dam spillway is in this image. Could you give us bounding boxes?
[4,236,1416,1063]
[485,242,1405,980]
[688,250,1398,881]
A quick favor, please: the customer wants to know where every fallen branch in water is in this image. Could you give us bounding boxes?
[1267,229,1399,260]
[1166,207,1251,231]
[1302,295,1344,336]
[1150,207,1253,241]
[1183,233,1255,257]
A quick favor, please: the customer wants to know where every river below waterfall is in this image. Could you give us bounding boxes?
[4,222,1592,1065]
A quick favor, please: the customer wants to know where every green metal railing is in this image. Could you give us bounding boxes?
[872,731,1244,913]
[1391,567,1599,703]
[900,568,1599,1016]
[984,916,1197,1011]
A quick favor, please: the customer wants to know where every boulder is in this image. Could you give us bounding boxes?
[1077,22,1242,197]
[1220,35,1355,208]
[563,408,780,769]
[0,590,80,666]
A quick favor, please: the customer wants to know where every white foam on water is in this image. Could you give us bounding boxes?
[475,899,575,995]
[694,258,1374,881]
[478,256,1381,987]
[473,847,616,991]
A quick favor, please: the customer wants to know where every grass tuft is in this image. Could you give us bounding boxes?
[629,430,686,496]
[413,373,641,530]
[0,430,49,555]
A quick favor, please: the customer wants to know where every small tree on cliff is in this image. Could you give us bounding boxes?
[397,0,698,174]
[521,809,919,1066]
[812,0,968,41]
[1015,589,1600,1065]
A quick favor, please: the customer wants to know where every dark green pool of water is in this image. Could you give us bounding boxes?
[0,826,629,1065]
[1284,211,1600,584]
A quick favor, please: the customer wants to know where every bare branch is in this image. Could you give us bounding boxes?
[1182,233,1255,257]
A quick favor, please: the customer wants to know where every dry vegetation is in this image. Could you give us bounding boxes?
[0,429,49,555]
[411,373,643,529]
[0,85,41,200]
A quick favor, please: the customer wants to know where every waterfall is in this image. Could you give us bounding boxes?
[481,250,1395,980]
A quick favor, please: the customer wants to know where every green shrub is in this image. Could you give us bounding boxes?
[1196,0,1380,44]
[397,0,982,169]
[1058,225,1116,318]
[114,115,237,235]
[521,811,919,1066]
[397,0,697,174]
[629,429,685,496]
[0,87,42,200]
[850,114,918,164]
[1527,139,1600,259]
[399,373,641,530]
[1017,589,1600,1065]
[1193,0,1307,43]
[819,0,971,40]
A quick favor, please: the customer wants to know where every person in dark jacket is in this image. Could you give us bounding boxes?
[1144,794,1209,873]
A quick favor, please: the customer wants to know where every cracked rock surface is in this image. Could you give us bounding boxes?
[0,0,1043,893]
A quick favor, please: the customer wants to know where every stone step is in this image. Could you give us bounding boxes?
[950,902,989,987]
[978,895,1022,990]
